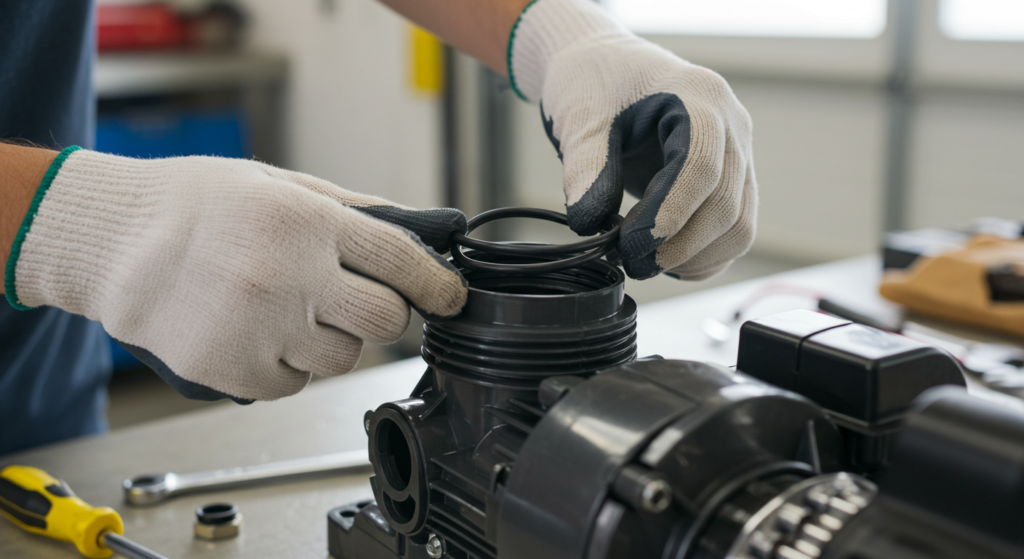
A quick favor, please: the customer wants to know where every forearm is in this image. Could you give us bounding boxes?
[377,0,531,75]
[1,144,57,295]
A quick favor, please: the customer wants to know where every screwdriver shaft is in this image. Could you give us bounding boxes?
[103,532,170,559]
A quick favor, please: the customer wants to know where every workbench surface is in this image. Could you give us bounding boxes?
[3,255,1007,558]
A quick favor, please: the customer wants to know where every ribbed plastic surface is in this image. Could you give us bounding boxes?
[422,253,637,384]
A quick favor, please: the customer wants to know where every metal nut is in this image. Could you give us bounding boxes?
[426,533,445,558]
[776,502,810,534]
[194,503,242,540]
[194,514,242,540]
[640,478,673,513]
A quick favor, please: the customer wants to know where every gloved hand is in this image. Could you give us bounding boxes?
[4,147,468,403]
[509,0,757,280]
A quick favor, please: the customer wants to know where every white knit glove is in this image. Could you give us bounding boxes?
[509,0,757,280]
[4,147,468,402]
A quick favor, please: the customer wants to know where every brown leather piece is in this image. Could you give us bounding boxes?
[880,235,1024,339]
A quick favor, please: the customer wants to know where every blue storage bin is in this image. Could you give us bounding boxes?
[96,107,248,159]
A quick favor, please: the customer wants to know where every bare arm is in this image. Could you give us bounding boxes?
[1,144,57,294]
[377,0,532,76]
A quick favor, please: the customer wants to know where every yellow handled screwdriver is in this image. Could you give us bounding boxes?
[0,465,169,559]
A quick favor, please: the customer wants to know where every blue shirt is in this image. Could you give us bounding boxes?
[0,0,113,454]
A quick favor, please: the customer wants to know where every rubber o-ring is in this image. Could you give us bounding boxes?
[196,503,239,525]
[450,208,621,275]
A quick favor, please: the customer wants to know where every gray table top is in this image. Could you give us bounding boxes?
[3,255,1016,558]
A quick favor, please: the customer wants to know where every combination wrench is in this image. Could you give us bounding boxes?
[123,450,371,505]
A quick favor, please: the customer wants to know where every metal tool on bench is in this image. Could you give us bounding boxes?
[123,449,370,505]
[0,465,169,559]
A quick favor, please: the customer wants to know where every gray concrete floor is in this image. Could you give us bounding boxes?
[105,250,811,430]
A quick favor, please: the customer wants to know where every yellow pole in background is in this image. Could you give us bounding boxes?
[409,24,444,97]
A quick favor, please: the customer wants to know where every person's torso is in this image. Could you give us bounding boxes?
[0,0,112,455]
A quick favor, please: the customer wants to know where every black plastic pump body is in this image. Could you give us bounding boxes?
[364,253,638,556]
[329,249,1024,559]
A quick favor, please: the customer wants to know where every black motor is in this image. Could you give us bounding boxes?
[328,209,1024,559]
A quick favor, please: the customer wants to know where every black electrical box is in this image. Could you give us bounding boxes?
[737,309,966,472]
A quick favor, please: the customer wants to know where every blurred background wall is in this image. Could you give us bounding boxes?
[90,0,1024,423]
[233,0,443,210]
[96,0,1024,262]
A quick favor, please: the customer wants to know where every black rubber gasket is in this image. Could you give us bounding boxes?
[197,503,239,525]
[450,207,621,274]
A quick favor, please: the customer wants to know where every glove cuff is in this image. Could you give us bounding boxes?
[7,149,168,317]
[5,146,81,309]
[508,0,630,102]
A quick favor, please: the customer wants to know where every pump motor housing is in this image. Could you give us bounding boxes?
[327,217,1023,559]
